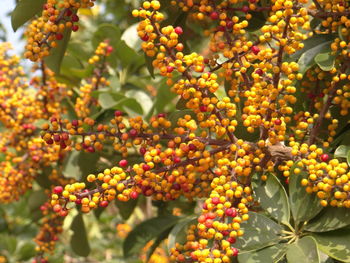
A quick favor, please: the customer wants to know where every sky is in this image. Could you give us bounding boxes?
[0,0,24,54]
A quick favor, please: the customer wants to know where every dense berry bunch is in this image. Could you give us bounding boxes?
[24,0,95,62]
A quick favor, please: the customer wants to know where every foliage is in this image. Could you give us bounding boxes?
[0,0,349,262]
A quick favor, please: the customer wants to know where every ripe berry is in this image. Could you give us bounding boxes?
[242,6,249,12]
[72,25,79,32]
[232,247,239,256]
[210,12,219,20]
[53,186,63,194]
[59,210,68,217]
[225,208,237,217]
[320,154,329,162]
[56,33,63,40]
[255,69,263,76]
[143,164,150,171]
[114,110,123,117]
[71,14,79,22]
[174,26,183,35]
[53,204,61,212]
[139,147,146,155]
[167,66,174,73]
[211,197,220,205]
[99,200,109,207]
[141,35,149,41]
[119,159,128,167]
[274,119,282,125]
[200,105,207,112]
[251,45,260,55]
[130,191,139,199]
[129,128,138,137]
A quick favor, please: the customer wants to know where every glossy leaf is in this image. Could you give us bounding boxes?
[313,228,350,262]
[11,0,46,31]
[17,242,36,261]
[334,145,350,158]
[234,212,283,252]
[123,215,179,258]
[44,27,72,73]
[70,214,90,257]
[252,174,290,223]
[305,207,350,232]
[315,52,336,71]
[146,227,172,261]
[115,198,138,220]
[168,216,197,252]
[92,24,121,48]
[238,244,286,263]
[297,41,332,74]
[289,163,323,223]
[144,53,155,79]
[286,236,320,263]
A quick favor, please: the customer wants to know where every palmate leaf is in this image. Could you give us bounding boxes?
[286,236,320,263]
[252,173,290,224]
[238,244,286,263]
[289,162,323,223]
[123,215,179,258]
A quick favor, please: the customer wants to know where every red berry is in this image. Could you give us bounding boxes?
[228,237,236,243]
[225,208,237,217]
[53,204,61,213]
[251,45,260,55]
[198,215,206,223]
[255,68,263,76]
[167,66,174,73]
[53,134,60,142]
[50,117,57,123]
[72,119,78,126]
[173,156,181,163]
[141,35,149,41]
[119,159,128,167]
[130,191,139,199]
[158,113,166,118]
[72,25,79,32]
[106,46,113,53]
[99,200,109,207]
[320,154,329,162]
[232,248,239,256]
[53,186,63,194]
[114,110,123,117]
[174,26,183,35]
[71,14,79,22]
[139,147,146,155]
[56,33,63,40]
[59,210,68,217]
[200,105,207,112]
[129,129,138,137]
[65,9,72,16]
[211,197,220,205]
[210,12,219,20]
[242,6,249,12]
[143,164,150,171]
[274,119,282,125]
[87,146,95,153]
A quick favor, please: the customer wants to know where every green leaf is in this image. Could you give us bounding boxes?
[17,242,36,261]
[176,98,187,110]
[92,24,121,48]
[123,215,179,258]
[168,216,197,252]
[0,234,17,253]
[286,236,320,263]
[70,214,90,257]
[314,52,336,71]
[114,40,143,68]
[62,151,81,180]
[334,145,350,158]
[44,27,72,74]
[238,244,286,263]
[347,150,350,166]
[305,207,350,232]
[234,212,283,252]
[98,92,123,109]
[297,41,332,74]
[245,11,266,32]
[11,0,46,31]
[289,163,323,223]
[115,198,138,220]
[252,174,290,224]
[116,98,143,116]
[121,23,141,51]
[28,190,47,210]
[146,227,172,261]
[144,53,155,79]
[312,228,350,262]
